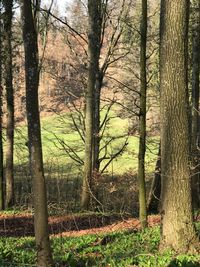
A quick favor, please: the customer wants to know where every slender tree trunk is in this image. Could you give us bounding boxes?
[20,1,53,266]
[0,1,4,210]
[92,72,103,173]
[159,0,198,252]
[91,71,103,208]
[138,0,147,228]
[191,0,200,210]
[82,75,93,209]
[81,0,102,209]
[3,0,14,208]
[147,143,161,213]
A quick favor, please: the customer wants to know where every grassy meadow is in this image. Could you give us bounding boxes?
[14,108,159,176]
[11,107,159,212]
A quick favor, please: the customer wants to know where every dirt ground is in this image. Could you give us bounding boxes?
[0,213,162,238]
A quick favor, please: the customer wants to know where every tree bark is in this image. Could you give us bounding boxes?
[191,0,200,210]
[20,0,53,266]
[81,0,102,209]
[3,0,14,208]
[137,0,147,228]
[0,1,4,210]
[159,0,198,253]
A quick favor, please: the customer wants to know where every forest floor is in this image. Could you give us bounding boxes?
[0,212,163,238]
[0,212,199,266]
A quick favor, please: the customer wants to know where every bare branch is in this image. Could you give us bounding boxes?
[38,0,54,72]
[100,138,129,173]
[70,114,85,143]
[39,6,88,44]
[100,100,115,130]
[106,75,140,95]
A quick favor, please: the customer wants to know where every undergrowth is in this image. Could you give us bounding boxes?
[0,225,199,266]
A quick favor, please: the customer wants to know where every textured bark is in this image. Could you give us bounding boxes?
[0,1,4,210]
[137,0,147,228]
[160,0,198,253]
[20,1,53,266]
[81,0,102,209]
[3,0,14,208]
[191,0,200,210]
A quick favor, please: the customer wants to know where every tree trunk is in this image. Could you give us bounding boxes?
[159,0,198,253]
[20,1,53,266]
[3,0,14,208]
[92,72,103,173]
[191,0,200,210]
[0,1,4,210]
[137,0,147,228]
[147,143,161,213]
[81,0,102,209]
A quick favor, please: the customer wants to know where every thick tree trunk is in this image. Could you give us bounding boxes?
[159,0,198,253]
[137,0,147,228]
[3,0,14,208]
[191,0,200,210]
[20,1,53,266]
[0,2,4,210]
[81,0,101,209]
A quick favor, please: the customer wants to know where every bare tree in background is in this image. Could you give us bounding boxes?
[81,0,102,209]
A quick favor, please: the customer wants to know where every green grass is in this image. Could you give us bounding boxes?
[0,226,199,266]
[12,107,158,211]
[13,108,159,176]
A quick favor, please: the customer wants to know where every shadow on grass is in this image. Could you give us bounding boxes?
[14,161,141,214]
[168,259,200,267]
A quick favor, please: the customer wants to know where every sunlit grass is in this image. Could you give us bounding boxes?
[0,225,199,266]
[13,108,159,176]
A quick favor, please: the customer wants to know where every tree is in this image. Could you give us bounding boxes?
[81,0,102,209]
[38,2,130,210]
[191,0,200,209]
[20,0,53,265]
[3,0,14,208]
[149,1,200,213]
[70,0,86,33]
[159,0,198,252]
[92,0,131,174]
[0,0,4,210]
[81,0,134,209]
[147,143,161,213]
[137,0,147,228]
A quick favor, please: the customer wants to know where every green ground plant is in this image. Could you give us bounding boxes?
[0,225,199,267]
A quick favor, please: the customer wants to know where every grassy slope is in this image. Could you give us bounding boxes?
[14,109,158,177]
